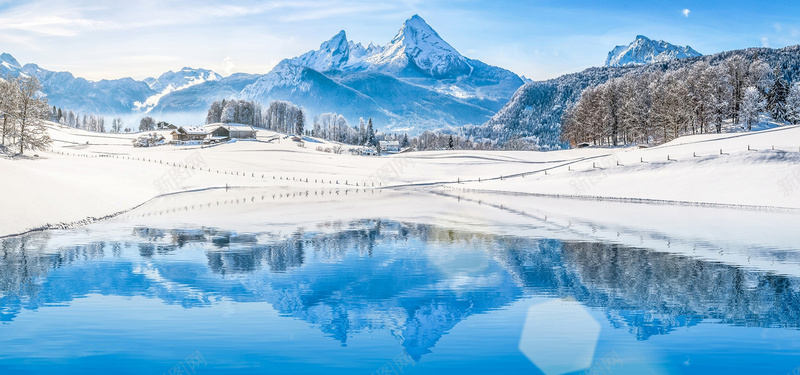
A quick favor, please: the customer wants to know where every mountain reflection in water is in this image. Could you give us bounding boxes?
[1,220,799,373]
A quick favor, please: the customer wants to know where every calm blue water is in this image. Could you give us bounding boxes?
[1,220,800,374]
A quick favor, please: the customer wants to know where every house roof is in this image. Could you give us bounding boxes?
[204,123,256,133]
[226,125,256,132]
[380,141,400,146]
[178,126,207,135]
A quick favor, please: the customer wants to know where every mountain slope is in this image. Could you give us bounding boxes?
[240,61,396,126]
[605,35,702,67]
[238,14,524,132]
[148,73,260,118]
[136,67,222,112]
[20,63,155,114]
[480,44,800,150]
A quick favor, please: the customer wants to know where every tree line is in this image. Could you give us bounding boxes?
[48,106,122,133]
[0,76,51,155]
[201,98,538,152]
[561,55,800,147]
[205,99,413,149]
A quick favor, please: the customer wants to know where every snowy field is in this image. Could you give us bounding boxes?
[2,122,800,239]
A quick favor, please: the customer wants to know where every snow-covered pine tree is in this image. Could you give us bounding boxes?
[767,67,789,122]
[366,118,375,146]
[295,110,305,136]
[787,82,800,125]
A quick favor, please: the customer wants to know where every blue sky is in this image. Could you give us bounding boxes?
[0,0,798,81]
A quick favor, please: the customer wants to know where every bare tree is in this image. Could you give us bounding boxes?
[0,77,20,147]
[14,77,51,155]
[139,116,155,131]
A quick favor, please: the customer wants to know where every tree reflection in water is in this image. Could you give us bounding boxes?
[1,220,799,358]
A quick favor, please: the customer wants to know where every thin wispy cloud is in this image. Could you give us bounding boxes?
[0,1,797,81]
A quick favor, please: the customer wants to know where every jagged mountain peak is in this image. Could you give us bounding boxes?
[605,35,702,67]
[291,30,358,72]
[390,14,463,58]
[367,14,471,78]
[322,30,348,49]
[1,52,21,69]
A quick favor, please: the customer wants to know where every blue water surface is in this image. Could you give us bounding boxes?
[1,220,799,374]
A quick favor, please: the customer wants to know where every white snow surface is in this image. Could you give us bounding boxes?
[3,123,800,242]
[605,35,702,67]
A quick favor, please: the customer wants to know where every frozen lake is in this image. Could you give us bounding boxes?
[1,190,800,374]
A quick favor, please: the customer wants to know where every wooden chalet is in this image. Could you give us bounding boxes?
[171,126,208,142]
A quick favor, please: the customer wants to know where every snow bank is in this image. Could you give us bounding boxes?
[2,122,800,238]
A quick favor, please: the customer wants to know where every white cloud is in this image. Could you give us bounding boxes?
[682,9,690,17]
[222,56,235,76]
[774,23,782,32]
[761,37,769,47]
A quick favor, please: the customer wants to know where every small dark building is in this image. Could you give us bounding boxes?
[205,124,257,141]
[171,126,207,142]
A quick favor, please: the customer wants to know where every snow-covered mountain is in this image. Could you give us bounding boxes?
[136,67,222,112]
[3,52,156,114]
[365,14,473,79]
[287,15,475,79]
[605,35,702,67]
[2,15,523,132]
[1,53,25,77]
[239,14,524,132]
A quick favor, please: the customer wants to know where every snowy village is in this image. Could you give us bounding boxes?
[1,2,800,375]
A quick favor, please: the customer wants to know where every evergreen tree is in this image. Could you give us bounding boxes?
[295,110,305,136]
[768,67,789,122]
[787,83,800,125]
[366,118,376,146]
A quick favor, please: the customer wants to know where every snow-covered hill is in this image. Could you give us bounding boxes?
[605,35,701,67]
[3,121,800,241]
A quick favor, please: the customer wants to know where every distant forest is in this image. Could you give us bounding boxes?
[473,45,800,149]
[562,55,800,146]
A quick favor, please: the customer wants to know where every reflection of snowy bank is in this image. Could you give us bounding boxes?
[2,219,800,352]
[83,185,800,277]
